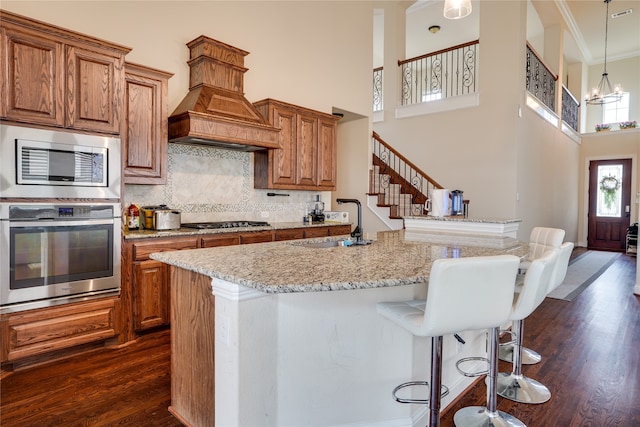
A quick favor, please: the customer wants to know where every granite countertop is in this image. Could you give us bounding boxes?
[124,221,349,240]
[404,216,522,224]
[150,230,529,294]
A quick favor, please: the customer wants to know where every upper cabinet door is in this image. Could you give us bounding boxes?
[296,112,318,187]
[122,63,172,184]
[272,106,297,186]
[1,26,65,126]
[317,117,337,189]
[65,45,124,134]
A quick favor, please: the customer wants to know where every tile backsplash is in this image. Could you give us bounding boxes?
[124,144,330,223]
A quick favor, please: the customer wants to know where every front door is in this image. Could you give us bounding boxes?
[587,158,632,251]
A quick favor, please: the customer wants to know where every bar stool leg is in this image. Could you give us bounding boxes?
[453,327,525,427]
[496,320,551,404]
[430,336,443,427]
[499,321,541,365]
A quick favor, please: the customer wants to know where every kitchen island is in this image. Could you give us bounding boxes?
[151,230,528,427]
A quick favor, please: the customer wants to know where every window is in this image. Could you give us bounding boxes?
[597,164,623,218]
[603,92,630,124]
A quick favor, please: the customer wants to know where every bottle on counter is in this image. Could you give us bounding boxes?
[127,204,140,230]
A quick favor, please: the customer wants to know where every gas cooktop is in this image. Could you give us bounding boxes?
[181,221,271,229]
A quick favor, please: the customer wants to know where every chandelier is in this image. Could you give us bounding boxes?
[443,0,472,20]
[585,0,623,105]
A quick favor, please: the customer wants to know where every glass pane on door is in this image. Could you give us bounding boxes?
[596,164,623,217]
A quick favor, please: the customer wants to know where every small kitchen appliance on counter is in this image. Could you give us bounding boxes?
[140,205,181,230]
[308,195,325,223]
[425,189,451,217]
[451,190,464,216]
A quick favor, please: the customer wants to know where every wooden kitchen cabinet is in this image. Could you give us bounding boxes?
[274,228,305,241]
[239,230,274,244]
[199,233,241,248]
[120,224,349,343]
[253,99,339,191]
[122,63,173,184]
[0,10,129,134]
[328,224,352,236]
[133,259,169,331]
[0,298,117,364]
[121,236,198,340]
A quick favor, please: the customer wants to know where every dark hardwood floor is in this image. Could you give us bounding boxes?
[442,250,640,426]
[1,250,638,426]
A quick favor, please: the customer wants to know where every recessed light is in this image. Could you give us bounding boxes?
[428,25,441,34]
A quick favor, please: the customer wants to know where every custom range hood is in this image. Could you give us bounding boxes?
[168,36,280,151]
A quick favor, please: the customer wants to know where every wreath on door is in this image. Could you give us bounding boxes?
[599,175,620,210]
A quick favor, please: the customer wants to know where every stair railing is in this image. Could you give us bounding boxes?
[371,132,446,218]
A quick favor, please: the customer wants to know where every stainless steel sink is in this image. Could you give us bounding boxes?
[295,240,345,248]
[294,239,372,248]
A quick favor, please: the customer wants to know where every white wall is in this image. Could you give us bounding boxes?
[373,1,580,242]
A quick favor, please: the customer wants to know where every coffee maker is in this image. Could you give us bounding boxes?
[309,195,325,222]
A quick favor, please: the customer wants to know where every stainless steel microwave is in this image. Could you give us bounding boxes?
[17,139,108,187]
[0,124,121,200]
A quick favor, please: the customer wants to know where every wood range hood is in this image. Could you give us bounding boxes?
[168,36,280,151]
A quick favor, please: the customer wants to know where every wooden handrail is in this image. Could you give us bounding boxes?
[372,131,445,190]
[373,66,383,72]
[526,42,558,81]
[398,39,479,66]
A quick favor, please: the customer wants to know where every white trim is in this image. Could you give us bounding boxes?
[525,92,559,128]
[211,277,266,301]
[555,0,591,64]
[395,93,480,119]
[367,194,404,230]
[561,122,582,144]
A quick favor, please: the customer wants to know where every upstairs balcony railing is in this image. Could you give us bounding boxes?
[372,39,580,133]
[373,67,383,112]
[561,84,579,132]
[525,43,557,112]
[399,40,479,106]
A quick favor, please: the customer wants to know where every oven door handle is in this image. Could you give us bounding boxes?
[8,219,116,228]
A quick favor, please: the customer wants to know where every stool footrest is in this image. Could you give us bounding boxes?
[392,381,450,404]
[455,356,490,377]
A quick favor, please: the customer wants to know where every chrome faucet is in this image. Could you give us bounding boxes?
[336,198,369,245]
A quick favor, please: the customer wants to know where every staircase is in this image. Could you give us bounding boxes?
[368,132,468,228]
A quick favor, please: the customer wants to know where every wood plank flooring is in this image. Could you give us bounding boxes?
[1,250,638,426]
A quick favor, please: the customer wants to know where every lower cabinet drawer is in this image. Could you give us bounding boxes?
[2,299,116,362]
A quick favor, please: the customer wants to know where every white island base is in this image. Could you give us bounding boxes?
[168,267,491,427]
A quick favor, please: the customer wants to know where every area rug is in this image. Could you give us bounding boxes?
[546,250,621,301]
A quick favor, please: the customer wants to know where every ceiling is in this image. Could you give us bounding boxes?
[399,0,640,66]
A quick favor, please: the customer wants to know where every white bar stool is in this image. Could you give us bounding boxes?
[496,242,573,405]
[500,227,565,365]
[494,248,560,404]
[377,255,520,427]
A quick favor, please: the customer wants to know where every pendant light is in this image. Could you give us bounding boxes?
[443,0,472,20]
[585,0,623,105]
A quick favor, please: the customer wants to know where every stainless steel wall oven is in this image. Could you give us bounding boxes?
[1,124,122,313]
[0,203,121,313]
